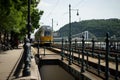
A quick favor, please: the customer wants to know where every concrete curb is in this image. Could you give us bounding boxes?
[14,56,41,80]
[7,50,24,80]
[12,46,41,80]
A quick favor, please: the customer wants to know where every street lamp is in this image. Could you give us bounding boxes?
[68,4,79,65]
[27,0,32,39]
[23,0,32,76]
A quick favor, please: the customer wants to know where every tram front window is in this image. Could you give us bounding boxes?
[44,30,51,36]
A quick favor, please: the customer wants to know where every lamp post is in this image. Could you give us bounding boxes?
[22,0,31,76]
[27,0,32,39]
[68,4,79,65]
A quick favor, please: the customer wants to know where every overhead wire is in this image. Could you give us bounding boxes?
[45,0,60,19]
[43,0,86,28]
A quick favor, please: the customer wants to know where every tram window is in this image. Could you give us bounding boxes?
[44,31,51,36]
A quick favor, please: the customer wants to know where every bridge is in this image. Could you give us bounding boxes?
[53,31,97,42]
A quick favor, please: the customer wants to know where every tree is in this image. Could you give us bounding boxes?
[0,0,43,46]
[31,9,43,30]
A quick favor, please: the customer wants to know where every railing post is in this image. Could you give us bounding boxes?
[86,52,89,69]
[37,40,40,58]
[115,54,119,80]
[68,44,72,65]
[98,53,101,75]
[78,49,80,64]
[81,35,85,72]
[61,38,64,60]
[65,40,68,58]
[75,39,77,52]
[71,48,74,63]
[68,39,72,65]
[23,38,31,76]
[44,46,46,56]
[116,42,118,51]
[92,38,95,57]
[105,32,110,80]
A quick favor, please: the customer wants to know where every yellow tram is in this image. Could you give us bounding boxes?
[35,25,53,46]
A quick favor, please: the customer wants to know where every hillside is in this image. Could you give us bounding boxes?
[57,18,120,39]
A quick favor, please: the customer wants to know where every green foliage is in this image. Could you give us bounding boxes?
[31,9,43,30]
[0,0,43,40]
[58,19,120,39]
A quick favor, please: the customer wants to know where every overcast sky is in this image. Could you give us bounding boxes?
[37,0,120,31]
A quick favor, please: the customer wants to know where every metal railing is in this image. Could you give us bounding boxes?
[52,33,120,80]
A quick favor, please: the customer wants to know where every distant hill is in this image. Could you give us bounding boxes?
[57,18,120,39]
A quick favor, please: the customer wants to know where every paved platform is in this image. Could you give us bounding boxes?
[0,44,41,80]
[0,45,23,80]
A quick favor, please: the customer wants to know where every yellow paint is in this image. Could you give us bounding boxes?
[40,36,53,44]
